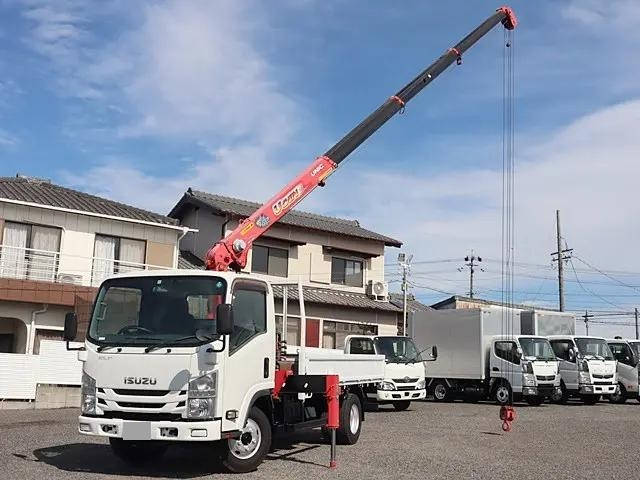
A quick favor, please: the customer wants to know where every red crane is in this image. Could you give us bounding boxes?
[205,6,517,272]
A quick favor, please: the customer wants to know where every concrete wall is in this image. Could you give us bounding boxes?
[35,384,80,409]
[0,202,180,286]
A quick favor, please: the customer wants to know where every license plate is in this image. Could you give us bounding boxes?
[122,422,151,440]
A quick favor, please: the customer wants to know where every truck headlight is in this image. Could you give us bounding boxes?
[187,373,216,419]
[578,360,590,372]
[416,379,426,390]
[523,374,536,386]
[81,372,97,415]
[378,381,396,391]
[579,372,591,384]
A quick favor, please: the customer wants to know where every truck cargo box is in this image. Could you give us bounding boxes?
[409,307,521,380]
[520,311,575,336]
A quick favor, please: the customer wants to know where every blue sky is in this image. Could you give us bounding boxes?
[2,0,640,336]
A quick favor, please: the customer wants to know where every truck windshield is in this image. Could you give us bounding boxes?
[574,338,614,360]
[629,341,640,358]
[519,338,556,361]
[374,337,420,363]
[88,276,226,347]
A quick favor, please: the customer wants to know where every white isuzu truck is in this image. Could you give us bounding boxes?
[63,270,386,472]
[606,338,639,404]
[548,335,617,404]
[409,308,560,405]
[344,335,433,411]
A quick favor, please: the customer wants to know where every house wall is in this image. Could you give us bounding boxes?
[0,202,180,285]
[0,301,71,354]
[180,210,389,293]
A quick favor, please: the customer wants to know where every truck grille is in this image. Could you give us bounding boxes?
[536,375,555,381]
[393,378,419,384]
[112,389,176,396]
[592,374,614,379]
[396,386,418,391]
[594,381,614,386]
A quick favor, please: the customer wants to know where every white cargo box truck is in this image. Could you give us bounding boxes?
[409,308,560,405]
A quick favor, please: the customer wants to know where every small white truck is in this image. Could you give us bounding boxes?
[606,338,639,404]
[344,335,434,410]
[409,308,561,405]
[548,335,617,404]
[63,270,385,472]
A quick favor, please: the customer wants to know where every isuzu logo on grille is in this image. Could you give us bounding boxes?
[123,377,157,385]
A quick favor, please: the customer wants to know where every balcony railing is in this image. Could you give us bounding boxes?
[0,244,170,288]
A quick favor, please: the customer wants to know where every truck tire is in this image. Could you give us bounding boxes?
[220,406,272,473]
[336,393,362,445]
[432,381,451,402]
[493,381,512,406]
[109,438,167,465]
[609,384,627,404]
[525,395,544,406]
[581,395,599,405]
[392,401,411,411]
[551,382,568,404]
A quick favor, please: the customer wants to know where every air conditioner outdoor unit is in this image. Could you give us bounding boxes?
[57,273,83,285]
[366,280,389,301]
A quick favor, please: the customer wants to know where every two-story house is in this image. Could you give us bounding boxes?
[170,188,405,349]
[0,176,191,355]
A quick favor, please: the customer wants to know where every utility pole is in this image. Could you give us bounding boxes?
[398,253,413,336]
[551,210,573,311]
[460,252,482,298]
[635,307,639,340]
[582,310,593,335]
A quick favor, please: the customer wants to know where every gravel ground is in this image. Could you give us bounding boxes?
[1,399,638,479]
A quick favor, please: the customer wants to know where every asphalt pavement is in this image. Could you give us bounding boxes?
[1,399,638,479]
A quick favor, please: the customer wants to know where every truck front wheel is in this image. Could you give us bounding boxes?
[336,393,362,445]
[392,401,411,411]
[109,438,167,465]
[609,384,627,404]
[432,381,451,402]
[493,381,512,406]
[220,406,272,473]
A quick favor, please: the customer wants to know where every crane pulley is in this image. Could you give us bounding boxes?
[205,6,517,272]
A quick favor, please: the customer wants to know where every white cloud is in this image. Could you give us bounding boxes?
[0,128,19,147]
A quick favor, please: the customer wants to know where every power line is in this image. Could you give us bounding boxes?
[572,254,640,294]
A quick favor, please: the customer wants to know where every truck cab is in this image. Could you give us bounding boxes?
[548,335,617,404]
[344,335,427,411]
[606,338,639,404]
[489,335,560,406]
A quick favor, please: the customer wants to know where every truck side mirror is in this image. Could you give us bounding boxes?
[431,345,438,359]
[568,349,575,362]
[216,304,234,335]
[63,312,78,341]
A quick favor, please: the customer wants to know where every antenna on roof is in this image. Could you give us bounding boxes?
[16,174,51,183]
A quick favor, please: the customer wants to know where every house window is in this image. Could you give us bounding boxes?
[92,235,146,285]
[322,321,378,349]
[0,221,61,281]
[331,257,363,287]
[251,245,288,277]
[275,316,301,346]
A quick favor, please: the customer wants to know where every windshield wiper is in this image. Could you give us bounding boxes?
[97,337,163,352]
[144,332,217,353]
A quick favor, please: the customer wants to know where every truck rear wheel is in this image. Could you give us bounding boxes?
[432,381,451,402]
[336,393,362,445]
[392,401,411,411]
[109,438,167,465]
[220,406,272,473]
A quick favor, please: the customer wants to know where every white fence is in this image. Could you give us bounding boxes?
[0,340,82,400]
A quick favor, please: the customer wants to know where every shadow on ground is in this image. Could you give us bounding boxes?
[26,431,330,477]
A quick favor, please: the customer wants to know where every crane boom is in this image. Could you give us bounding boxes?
[205,6,517,271]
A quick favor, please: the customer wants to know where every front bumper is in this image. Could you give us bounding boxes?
[78,415,222,442]
[579,383,616,395]
[377,389,426,402]
[522,384,561,398]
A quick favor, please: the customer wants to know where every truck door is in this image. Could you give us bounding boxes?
[609,342,638,394]
[221,280,275,432]
[550,340,578,391]
[491,340,522,391]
